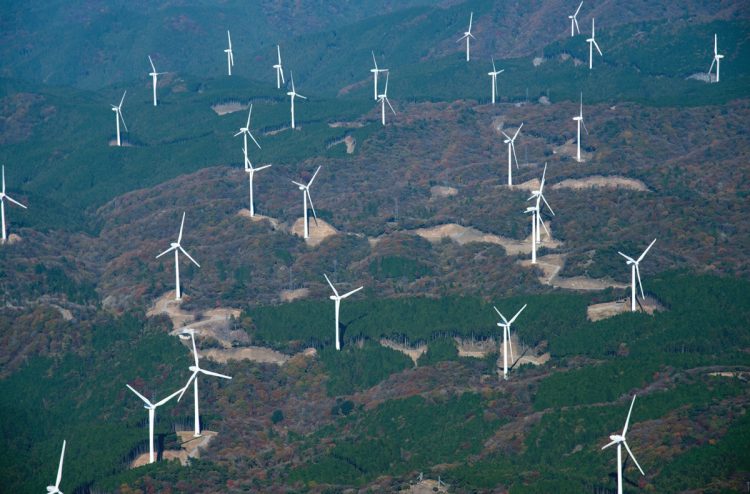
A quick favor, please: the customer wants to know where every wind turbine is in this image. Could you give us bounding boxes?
[0,165,27,244]
[324,274,363,351]
[493,304,526,380]
[618,238,656,312]
[458,12,476,61]
[587,18,603,69]
[235,104,261,166]
[708,34,724,83]
[243,152,271,217]
[111,91,127,147]
[273,45,285,89]
[377,71,396,126]
[370,51,388,101]
[224,30,234,76]
[525,204,540,264]
[155,212,200,301]
[126,384,184,464]
[568,2,583,37]
[177,328,232,437]
[488,58,504,105]
[572,92,588,163]
[501,123,523,186]
[46,440,66,494]
[602,395,646,494]
[292,166,321,239]
[287,72,307,129]
[527,163,554,244]
[148,56,166,107]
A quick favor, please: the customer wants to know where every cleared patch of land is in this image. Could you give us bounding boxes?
[290,217,338,246]
[280,287,310,302]
[430,185,458,199]
[380,338,426,366]
[211,102,246,115]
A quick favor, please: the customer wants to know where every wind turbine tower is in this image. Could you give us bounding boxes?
[618,238,656,312]
[501,123,523,186]
[493,304,527,379]
[0,165,27,243]
[458,12,476,61]
[488,58,504,105]
[292,166,321,239]
[111,91,127,146]
[148,56,166,106]
[602,395,646,494]
[177,329,232,437]
[324,274,363,350]
[155,212,200,300]
[287,72,307,129]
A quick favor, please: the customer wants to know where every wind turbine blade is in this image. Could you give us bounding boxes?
[508,327,515,364]
[178,212,186,243]
[601,439,617,450]
[386,97,396,115]
[468,12,473,31]
[384,71,389,95]
[156,246,176,259]
[492,57,496,72]
[248,132,261,149]
[594,40,603,56]
[246,104,252,128]
[277,44,282,64]
[119,91,127,108]
[574,17,580,34]
[307,192,319,226]
[540,163,547,191]
[291,72,295,93]
[56,440,66,487]
[341,286,363,299]
[296,93,307,100]
[581,118,589,136]
[227,30,232,49]
[280,67,285,83]
[308,166,321,187]
[4,195,27,209]
[623,395,636,436]
[149,55,156,72]
[511,142,519,170]
[177,371,198,402]
[708,58,716,74]
[541,194,554,216]
[539,217,551,237]
[513,122,523,140]
[637,238,657,263]
[574,1,583,16]
[372,50,378,69]
[501,131,511,140]
[623,441,645,476]
[234,130,244,137]
[179,246,200,268]
[493,306,509,325]
[154,387,184,407]
[324,273,339,297]
[200,368,232,379]
[508,304,527,325]
[1,166,4,193]
[618,252,636,263]
[635,264,645,300]
[189,332,199,366]
[126,384,153,406]
[119,110,128,132]
[291,180,305,188]
[254,164,272,171]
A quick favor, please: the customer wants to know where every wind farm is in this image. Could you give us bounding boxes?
[0,2,748,494]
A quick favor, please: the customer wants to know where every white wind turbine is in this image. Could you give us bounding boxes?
[587,18,603,69]
[287,72,307,129]
[224,30,234,76]
[126,384,184,464]
[324,274,363,351]
[524,203,540,264]
[243,153,271,218]
[111,91,127,147]
[292,166,321,239]
[46,440,66,494]
[708,34,724,83]
[568,2,583,37]
[527,163,555,244]
[493,304,527,380]
[377,71,396,126]
[501,123,523,186]
[273,45,285,89]
[370,51,388,101]
[155,212,200,301]
[488,58,504,105]
[1,165,27,244]
[177,328,232,437]
[235,104,261,167]
[572,92,589,163]
[602,395,646,494]
[458,12,476,62]
[148,56,166,107]
[618,238,656,312]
